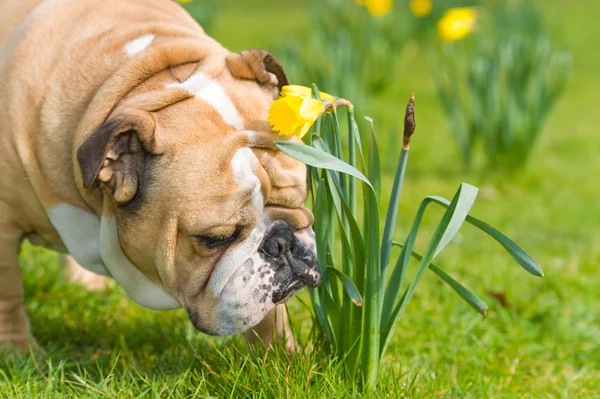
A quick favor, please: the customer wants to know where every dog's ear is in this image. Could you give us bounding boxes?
[77,110,155,204]
[226,49,289,95]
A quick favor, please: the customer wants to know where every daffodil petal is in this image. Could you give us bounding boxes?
[296,122,313,139]
[282,85,311,97]
[281,85,336,102]
[299,97,323,121]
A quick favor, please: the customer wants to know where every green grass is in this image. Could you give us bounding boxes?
[2,0,599,397]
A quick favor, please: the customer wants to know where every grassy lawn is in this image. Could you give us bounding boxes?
[2,0,599,397]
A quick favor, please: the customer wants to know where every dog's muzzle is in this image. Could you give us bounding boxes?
[259,220,321,303]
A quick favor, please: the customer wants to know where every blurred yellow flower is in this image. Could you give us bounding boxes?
[356,0,393,17]
[438,7,477,42]
[410,0,432,18]
[176,0,193,3]
[269,86,333,138]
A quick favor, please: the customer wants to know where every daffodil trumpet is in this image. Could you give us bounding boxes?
[268,85,353,139]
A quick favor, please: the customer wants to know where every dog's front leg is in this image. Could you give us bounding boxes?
[244,304,296,353]
[61,254,109,291]
[0,207,35,352]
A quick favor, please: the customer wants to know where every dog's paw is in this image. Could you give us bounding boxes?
[0,335,44,358]
[61,254,113,291]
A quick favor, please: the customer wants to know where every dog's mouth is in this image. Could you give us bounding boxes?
[273,280,304,303]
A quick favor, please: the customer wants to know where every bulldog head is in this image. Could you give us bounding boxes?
[76,49,321,335]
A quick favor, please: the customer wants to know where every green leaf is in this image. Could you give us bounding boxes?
[314,179,333,299]
[392,242,488,316]
[275,141,373,190]
[365,117,381,201]
[428,196,544,277]
[328,267,364,307]
[309,287,335,345]
[431,186,478,259]
[311,83,323,137]
[331,109,348,203]
[350,113,367,173]
[380,149,409,293]
[380,183,479,357]
[328,172,367,278]
[323,287,342,349]
[430,264,488,316]
[361,186,381,389]
[381,197,430,330]
[347,108,358,215]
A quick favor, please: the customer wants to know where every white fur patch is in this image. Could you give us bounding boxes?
[231,147,263,214]
[100,215,180,310]
[207,148,266,297]
[124,34,155,56]
[166,72,244,129]
[48,204,108,276]
[207,221,268,298]
[47,203,178,310]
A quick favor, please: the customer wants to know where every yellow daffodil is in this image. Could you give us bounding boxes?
[410,0,432,18]
[438,7,477,42]
[268,89,324,139]
[281,85,336,102]
[356,0,392,17]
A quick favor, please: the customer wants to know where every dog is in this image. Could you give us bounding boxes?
[0,0,320,351]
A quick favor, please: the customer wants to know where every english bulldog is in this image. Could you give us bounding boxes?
[0,0,320,351]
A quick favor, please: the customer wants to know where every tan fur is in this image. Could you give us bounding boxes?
[0,0,312,350]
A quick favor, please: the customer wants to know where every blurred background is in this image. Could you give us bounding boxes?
[11,0,598,396]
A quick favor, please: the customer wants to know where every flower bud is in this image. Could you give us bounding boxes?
[403,93,416,150]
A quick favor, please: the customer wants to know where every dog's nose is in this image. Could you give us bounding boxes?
[259,221,321,303]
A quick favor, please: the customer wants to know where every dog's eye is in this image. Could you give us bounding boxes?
[194,229,239,250]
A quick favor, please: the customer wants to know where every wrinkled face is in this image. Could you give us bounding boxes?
[122,138,321,336]
[78,51,321,335]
